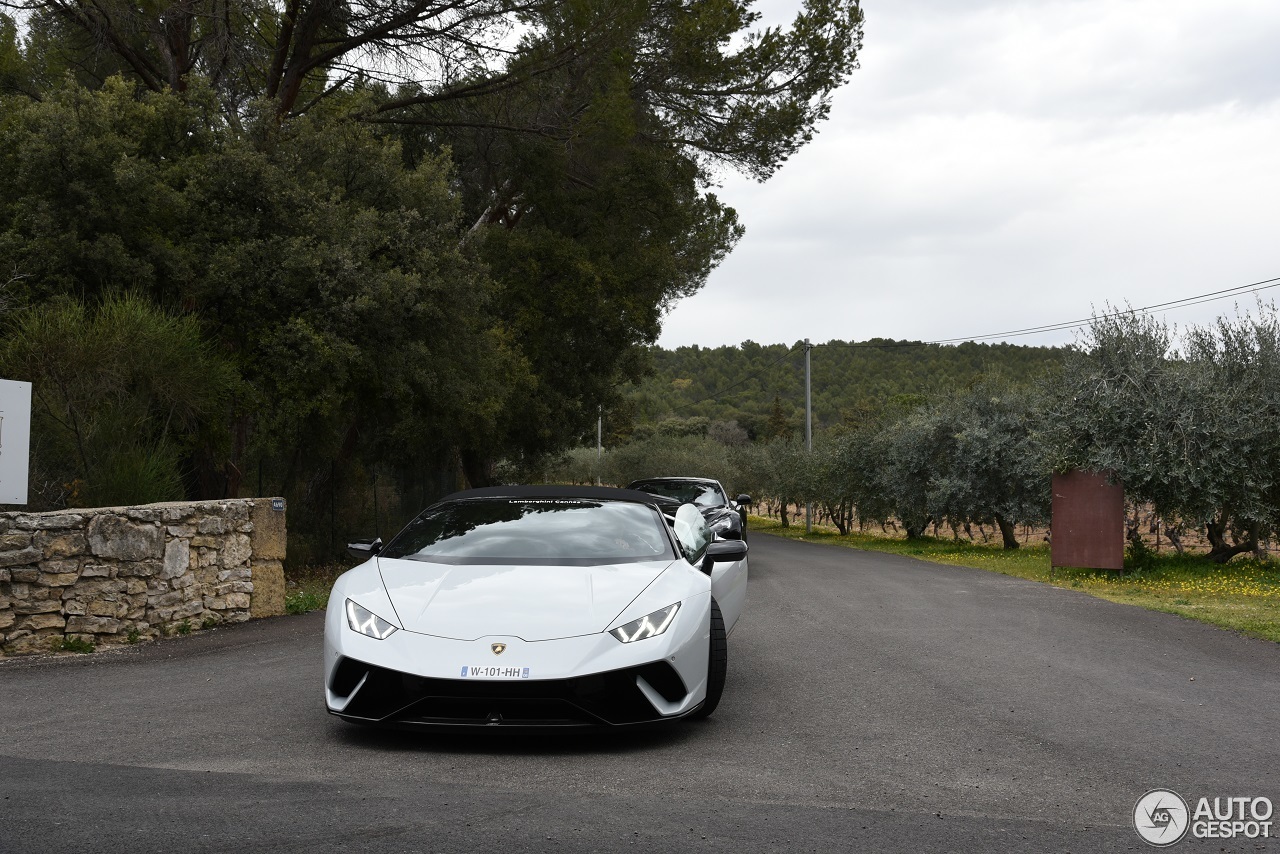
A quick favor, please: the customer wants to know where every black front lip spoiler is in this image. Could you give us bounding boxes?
[325,657,696,728]
[327,701,705,730]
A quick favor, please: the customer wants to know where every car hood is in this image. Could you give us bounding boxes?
[701,506,738,524]
[375,557,675,641]
[646,494,731,521]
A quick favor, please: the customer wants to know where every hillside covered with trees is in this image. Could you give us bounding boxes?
[550,308,1280,564]
[619,339,1065,439]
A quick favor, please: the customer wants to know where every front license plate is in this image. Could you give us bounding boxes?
[460,665,531,679]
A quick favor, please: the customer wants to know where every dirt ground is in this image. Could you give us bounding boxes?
[755,503,1273,559]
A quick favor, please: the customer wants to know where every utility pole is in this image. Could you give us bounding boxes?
[596,406,603,486]
[805,338,813,533]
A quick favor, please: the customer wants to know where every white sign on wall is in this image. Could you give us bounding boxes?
[0,378,32,505]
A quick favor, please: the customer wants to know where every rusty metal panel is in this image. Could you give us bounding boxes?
[1051,469,1124,570]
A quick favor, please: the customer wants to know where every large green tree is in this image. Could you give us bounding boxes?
[368,0,864,477]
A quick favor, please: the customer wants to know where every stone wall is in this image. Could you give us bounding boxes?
[0,498,286,656]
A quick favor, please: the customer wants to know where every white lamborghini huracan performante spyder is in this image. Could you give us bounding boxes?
[323,485,748,728]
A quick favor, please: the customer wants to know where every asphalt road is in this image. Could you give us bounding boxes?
[2,534,1279,853]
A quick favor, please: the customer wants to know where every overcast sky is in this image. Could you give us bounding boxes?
[656,0,1280,350]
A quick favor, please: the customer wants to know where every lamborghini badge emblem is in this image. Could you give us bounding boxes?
[491,643,506,655]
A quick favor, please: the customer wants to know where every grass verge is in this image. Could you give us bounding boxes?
[285,564,347,615]
[749,516,1280,643]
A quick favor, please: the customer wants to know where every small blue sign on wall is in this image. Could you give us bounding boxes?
[271,498,285,511]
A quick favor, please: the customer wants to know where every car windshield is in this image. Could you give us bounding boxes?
[380,499,675,565]
[629,480,727,508]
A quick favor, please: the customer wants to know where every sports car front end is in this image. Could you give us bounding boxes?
[322,489,725,728]
[324,569,712,727]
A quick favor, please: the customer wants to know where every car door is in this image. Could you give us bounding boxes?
[674,504,747,633]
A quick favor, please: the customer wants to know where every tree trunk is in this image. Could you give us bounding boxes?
[825,502,848,535]
[779,499,789,528]
[1205,516,1255,564]
[459,448,494,489]
[903,516,931,540]
[222,413,250,498]
[1125,506,1145,551]
[992,514,1020,550]
[189,448,227,500]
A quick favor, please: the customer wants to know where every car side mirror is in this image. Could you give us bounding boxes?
[347,538,382,561]
[700,539,747,574]
[705,539,747,563]
[736,494,752,506]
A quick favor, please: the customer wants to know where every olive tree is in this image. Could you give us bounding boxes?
[733,438,808,527]
[1045,307,1280,562]
[1180,308,1280,559]
[600,434,739,489]
[926,377,1050,549]
[869,403,948,539]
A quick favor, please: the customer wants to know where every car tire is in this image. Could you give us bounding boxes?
[691,598,727,719]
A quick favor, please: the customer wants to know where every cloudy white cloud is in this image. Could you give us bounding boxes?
[658,0,1280,349]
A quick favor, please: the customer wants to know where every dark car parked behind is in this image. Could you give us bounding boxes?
[626,477,752,541]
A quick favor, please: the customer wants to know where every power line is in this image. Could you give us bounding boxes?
[932,274,1280,344]
[821,274,1280,350]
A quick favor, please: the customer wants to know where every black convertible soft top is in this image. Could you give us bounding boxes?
[434,484,670,507]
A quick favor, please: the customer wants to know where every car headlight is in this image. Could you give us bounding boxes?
[345,599,398,640]
[610,603,680,643]
[710,516,733,532]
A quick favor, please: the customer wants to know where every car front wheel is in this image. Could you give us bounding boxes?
[690,598,727,719]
